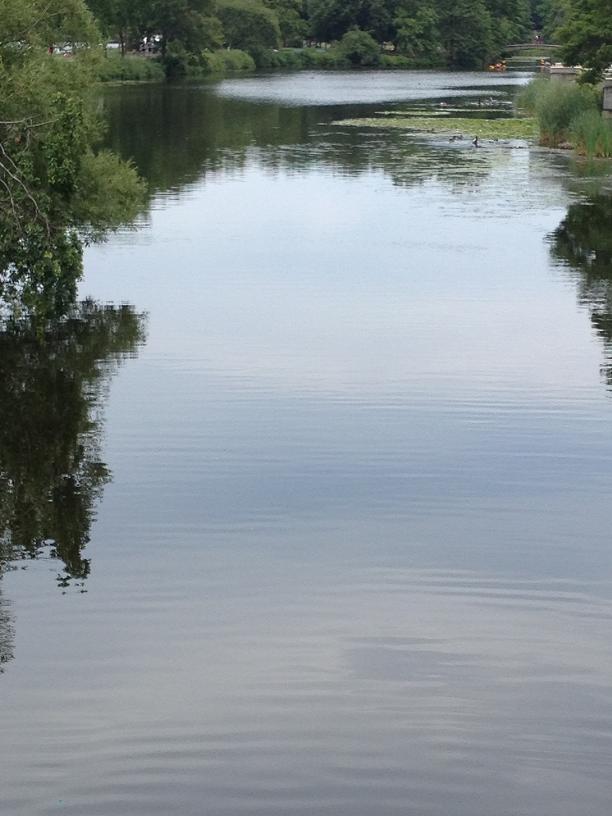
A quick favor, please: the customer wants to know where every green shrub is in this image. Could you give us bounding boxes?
[202,49,255,72]
[269,49,306,69]
[248,45,279,68]
[161,41,194,80]
[571,110,612,158]
[247,46,344,69]
[515,76,546,115]
[336,28,381,67]
[380,53,415,69]
[517,77,599,146]
[298,48,342,68]
[96,52,165,83]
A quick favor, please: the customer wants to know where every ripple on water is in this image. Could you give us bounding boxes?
[3,72,612,816]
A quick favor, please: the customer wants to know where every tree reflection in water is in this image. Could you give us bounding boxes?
[551,194,612,385]
[0,300,146,595]
[0,590,13,673]
[101,84,500,202]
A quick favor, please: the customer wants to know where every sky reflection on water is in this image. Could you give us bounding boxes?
[1,72,612,816]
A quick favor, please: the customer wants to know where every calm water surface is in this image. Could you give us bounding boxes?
[2,71,612,815]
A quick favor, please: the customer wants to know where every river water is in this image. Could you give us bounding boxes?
[2,71,612,815]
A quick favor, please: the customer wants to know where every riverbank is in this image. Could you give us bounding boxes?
[96,47,441,83]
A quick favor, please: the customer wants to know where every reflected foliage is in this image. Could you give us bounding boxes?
[551,195,612,383]
[101,83,506,201]
[0,300,146,588]
[0,590,14,673]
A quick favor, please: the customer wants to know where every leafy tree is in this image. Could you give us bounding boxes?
[394,1,441,63]
[307,0,396,42]
[87,0,223,56]
[307,0,346,40]
[86,0,140,53]
[149,0,223,55]
[217,0,281,50]
[361,0,397,41]
[487,0,531,51]
[531,0,568,40]
[437,0,494,67]
[0,0,144,315]
[337,27,381,65]
[263,0,309,46]
[557,0,612,78]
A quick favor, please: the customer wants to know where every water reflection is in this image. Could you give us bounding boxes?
[102,82,523,201]
[4,75,612,816]
[0,300,146,595]
[551,195,612,384]
[0,589,13,673]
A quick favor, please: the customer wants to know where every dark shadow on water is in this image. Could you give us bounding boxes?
[101,83,513,201]
[0,301,147,597]
[550,194,612,387]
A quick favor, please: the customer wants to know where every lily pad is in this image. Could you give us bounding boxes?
[332,115,538,141]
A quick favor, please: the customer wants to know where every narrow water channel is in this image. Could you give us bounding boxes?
[1,71,612,816]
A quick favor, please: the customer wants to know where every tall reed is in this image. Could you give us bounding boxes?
[571,110,612,158]
[517,78,599,147]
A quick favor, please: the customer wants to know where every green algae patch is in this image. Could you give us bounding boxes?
[374,109,453,117]
[333,115,539,141]
[375,107,512,117]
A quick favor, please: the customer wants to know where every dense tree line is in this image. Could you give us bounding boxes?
[86,0,536,68]
[85,0,611,72]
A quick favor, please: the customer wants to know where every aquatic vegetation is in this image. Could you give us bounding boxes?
[374,107,513,118]
[571,110,612,158]
[375,109,453,117]
[333,115,539,141]
[517,78,600,147]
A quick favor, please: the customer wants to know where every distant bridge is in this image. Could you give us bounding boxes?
[504,43,561,52]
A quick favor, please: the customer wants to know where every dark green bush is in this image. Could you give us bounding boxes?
[298,48,342,68]
[336,28,381,67]
[202,49,255,72]
[96,52,165,83]
[380,53,415,69]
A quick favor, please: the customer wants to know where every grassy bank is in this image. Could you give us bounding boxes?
[96,45,440,83]
[95,49,255,82]
[245,47,423,70]
[517,78,612,158]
